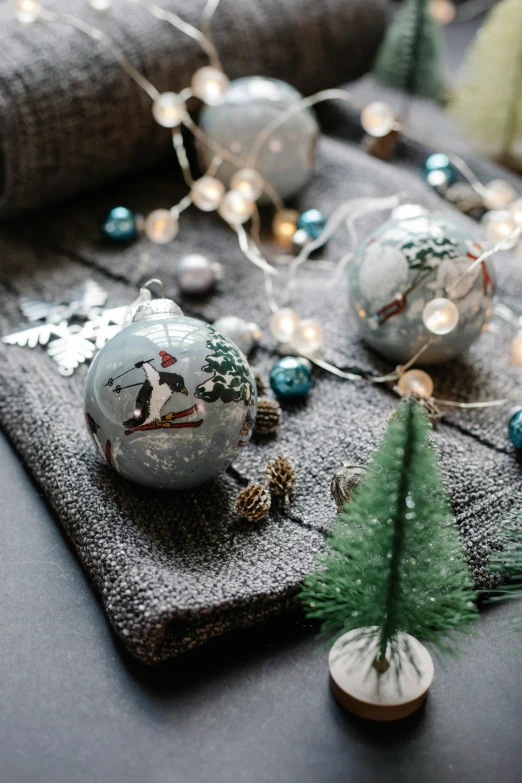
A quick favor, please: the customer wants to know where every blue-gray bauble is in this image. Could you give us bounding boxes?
[348,215,496,365]
[198,76,319,204]
[84,312,257,489]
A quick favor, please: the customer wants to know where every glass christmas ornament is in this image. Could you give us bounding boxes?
[397,369,434,399]
[360,102,395,138]
[152,92,186,128]
[483,179,517,211]
[218,190,255,225]
[198,76,319,204]
[292,319,324,355]
[13,0,40,23]
[190,176,225,212]
[191,66,229,106]
[423,153,455,185]
[230,168,264,202]
[145,209,179,244]
[272,209,299,245]
[269,308,300,343]
[212,316,261,355]
[348,214,496,365]
[176,254,223,295]
[508,409,522,449]
[482,209,517,244]
[269,356,312,399]
[101,206,138,243]
[84,294,257,489]
[297,209,327,240]
[422,297,459,335]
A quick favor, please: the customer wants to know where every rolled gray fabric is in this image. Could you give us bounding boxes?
[0,127,520,663]
[0,0,387,219]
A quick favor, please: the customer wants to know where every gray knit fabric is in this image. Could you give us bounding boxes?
[1,128,521,663]
[0,0,387,218]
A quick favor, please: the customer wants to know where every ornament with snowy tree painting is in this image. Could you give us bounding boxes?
[348,215,495,365]
[195,326,256,406]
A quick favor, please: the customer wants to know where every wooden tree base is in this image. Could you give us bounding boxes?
[328,628,434,722]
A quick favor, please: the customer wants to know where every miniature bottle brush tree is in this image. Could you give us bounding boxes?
[301,397,478,721]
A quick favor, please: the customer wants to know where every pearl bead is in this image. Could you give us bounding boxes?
[361,102,395,138]
[484,179,517,210]
[89,0,112,9]
[424,153,455,185]
[190,176,225,212]
[152,92,186,128]
[269,308,300,343]
[511,333,522,366]
[213,316,260,355]
[297,209,327,240]
[145,209,179,244]
[510,198,522,225]
[101,206,137,243]
[13,0,40,23]
[176,254,222,295]
[426,168,450,192]
[397,370,434,400]
[430,0,456,25]
[291,319,324,355]
[218,190,255,225]
[230,169,264,202]
[292,228,311,253]
[191,66,229,106]
[422,298,460,335]
[270,356,313,399]
[482,209,517,244]
[272,209,299,246]
[508,409,522,449]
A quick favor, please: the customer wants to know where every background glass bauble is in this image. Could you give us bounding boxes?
[348,215,496,365]
[84,315,257,490]
[197,76,319,205]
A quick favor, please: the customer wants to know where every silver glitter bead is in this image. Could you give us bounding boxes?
[213,316,262,355]
[176,254,223,295]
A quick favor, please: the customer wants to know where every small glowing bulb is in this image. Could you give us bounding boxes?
[190,176,225,212]
[152,92,186,128]
[422,298,460,335]
[510,198,522,225]
[392,204,429,221]
[191,66,230,106]
[360,102,396,138]
[13,0,41,23]
[429,0,456,25]
[218,190,255,225]
[484,179,517,210]
[397,370,434,400]
[512,332,522,367]
[292,319,324,355]
[230,169,264,202]
[272,209,299,245]
[89,0,112,9]
[482,209,517,243]
[269,308,301,343]
[145,209,179,244]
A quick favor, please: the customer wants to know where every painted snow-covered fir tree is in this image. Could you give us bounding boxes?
[195,326,255,406]
[301,397,478,670]
[373,0,447,102]
[447,0,522,166]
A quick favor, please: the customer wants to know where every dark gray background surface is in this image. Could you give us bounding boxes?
[1,428,522,783]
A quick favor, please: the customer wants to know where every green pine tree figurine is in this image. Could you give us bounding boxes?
[301,397,478,719]
[373,0,447,103]
[488,510,522,634]
[447,0,522,168]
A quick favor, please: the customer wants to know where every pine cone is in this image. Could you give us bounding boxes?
[254,398,282,435]
[235,483,271,522]
[330,464,366,512]
[251,367,266,397]
[265,455,296,500]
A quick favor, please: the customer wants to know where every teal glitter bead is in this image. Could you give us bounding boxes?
[509,410,522,449]
[424,154,455,186]
[297,209,327,240]
[270,356,312,398]
[102,207,137,243]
